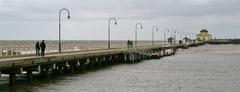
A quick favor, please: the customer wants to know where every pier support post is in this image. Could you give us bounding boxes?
[9,73,16,86]
[23,66,38,81]
[104,57,109,65]
[90,58,95,70]
[141,55,145,60]
[124,54,128,62]
[53,62,72,75]
[163,49,166,56]
[136,54,141,62]
[119,54,125,63]
[58,67,64,75]
[26,70,33,81]
[129,54,133,63]
[86,58,90,69]
[80,59,86,71]
[102,57,107,66]
[109,56,113,65]
[129,54,135,63]
[0,50,2,56]
[70,65,75,73]
[95,58,102,68]
[40,67,50,77]
[132,54,135,62]
[1,68,21,86]
[114,55,120,64]
[68,61,78,73]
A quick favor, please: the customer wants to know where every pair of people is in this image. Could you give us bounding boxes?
[36,40,46,57]
[127,40,133,48]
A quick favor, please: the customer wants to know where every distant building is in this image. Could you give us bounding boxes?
[197,29,212,42]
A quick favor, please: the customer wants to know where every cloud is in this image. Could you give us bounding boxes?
[0,0,239,40]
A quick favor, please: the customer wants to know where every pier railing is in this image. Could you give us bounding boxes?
[0,40,172,57]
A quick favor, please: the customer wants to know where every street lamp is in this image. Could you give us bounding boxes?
[108,17,117,49]
[152,25,158,46]
[59,8,71,53]
[135,23,143,46]
[180,31,184,40]
[170,29,175,45]
[170,29,174,39]
[164,28,169,45]
[171,29,176,45]
[188,32,192,43]
[192,33,195,42]
[175,30,178,44]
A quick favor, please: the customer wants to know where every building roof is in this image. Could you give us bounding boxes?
[200,29,208,32]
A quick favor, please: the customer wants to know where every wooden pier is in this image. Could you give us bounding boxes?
[0,42,204,85]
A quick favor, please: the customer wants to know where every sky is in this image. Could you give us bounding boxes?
[0,0,240,40]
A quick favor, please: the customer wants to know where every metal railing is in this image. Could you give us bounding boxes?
[0,40,185,57]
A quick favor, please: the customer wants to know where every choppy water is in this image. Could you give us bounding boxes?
[0,44,240,92]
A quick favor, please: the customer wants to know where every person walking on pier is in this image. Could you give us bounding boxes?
[40,40,46,57]
[127,40,130,49]
[35,41,40,56]
[130,40,133,48]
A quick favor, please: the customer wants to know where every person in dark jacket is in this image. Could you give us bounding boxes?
[127,40,130,49]
[130,40,133,48]
[40,40,46,57]
[35,41,40,56]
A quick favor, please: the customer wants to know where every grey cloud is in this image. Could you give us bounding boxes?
[0,0,239,40]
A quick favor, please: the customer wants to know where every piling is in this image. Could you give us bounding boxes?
[9,73,16,86]
[0,50,2,56]
[26,70,33,81]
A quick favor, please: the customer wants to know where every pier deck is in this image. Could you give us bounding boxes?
[0,42,204,85]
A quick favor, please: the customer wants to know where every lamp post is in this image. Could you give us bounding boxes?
[171,29,174,39]
[108,17,117,49]
[180,31,185,44]
[175,30,178,44]
[180,31,184,40]
[135,23,143,46]
[59,8,71,53]
[186,32,189,43]
[175,30,179,44]
[188,33,192,43]
[192,33,195,42]
[183,32,186,44]
[171,29,176,45]
[189,33,192,43]
[170,29,175,45]
[152,25,158,46]
[164,28,169,45]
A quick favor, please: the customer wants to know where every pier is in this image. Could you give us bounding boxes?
[0,42,204,85]
[207,39,240,44]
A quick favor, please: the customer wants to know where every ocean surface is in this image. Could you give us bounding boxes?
[0,44,240,92]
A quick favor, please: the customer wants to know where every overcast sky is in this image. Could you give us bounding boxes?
[0,0,240,40]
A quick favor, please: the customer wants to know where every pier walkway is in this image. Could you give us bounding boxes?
[207,39,240,44]
[0,42,204,85]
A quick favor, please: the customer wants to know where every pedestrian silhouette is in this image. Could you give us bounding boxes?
[130,40,133,48]
[35,41,40,56]
[127,40,130,49]
[40,40,46,57]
